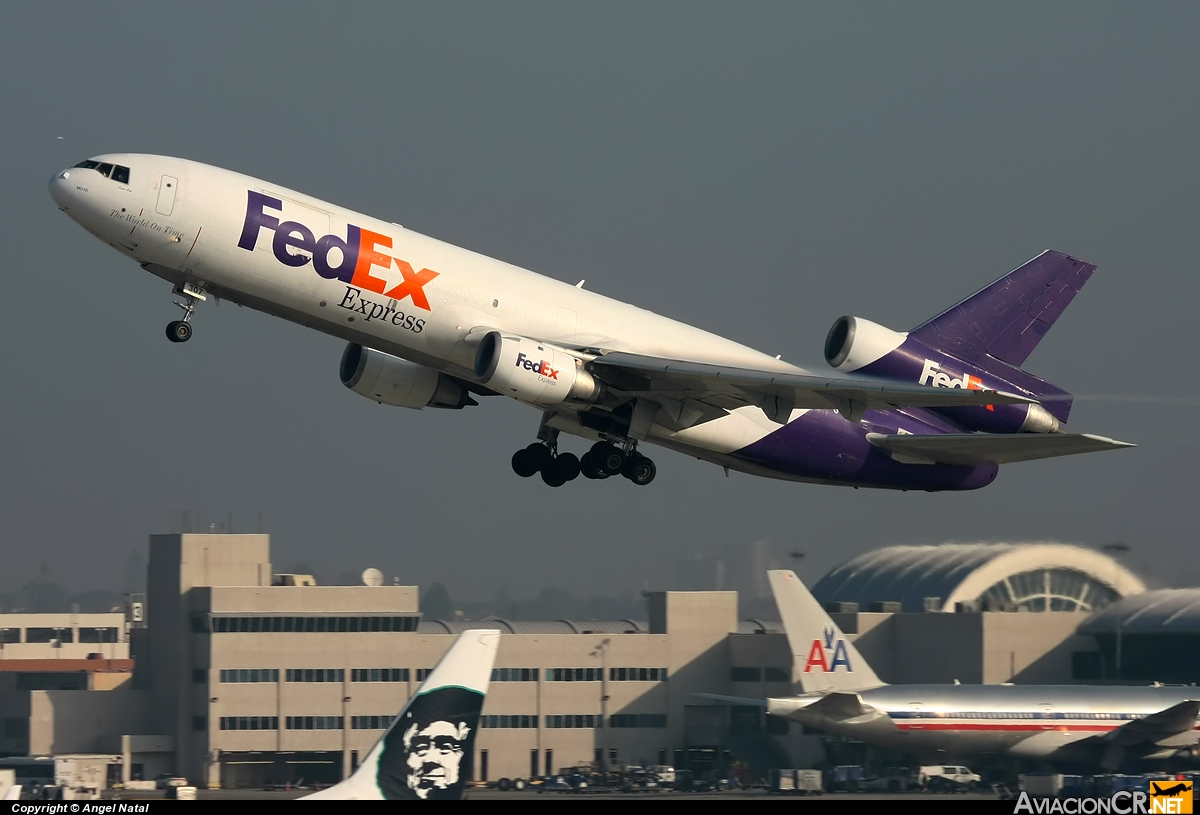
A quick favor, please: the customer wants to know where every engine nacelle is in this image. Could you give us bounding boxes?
[473,331,602,404]
[824,316,908,372]
[340,344,474,409]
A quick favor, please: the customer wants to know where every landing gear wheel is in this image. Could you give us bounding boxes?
[166,320,192,343]
[629,456,656,486]
[590,441,626,475]
[555,452,581,482]
[541,465,568,487]
[580,452,608,480]
[511,449,538,478]
[525,442,553,472]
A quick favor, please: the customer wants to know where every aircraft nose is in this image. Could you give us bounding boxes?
[48,170,74,209]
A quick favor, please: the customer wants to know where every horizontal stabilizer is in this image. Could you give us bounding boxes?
[865,432,1135,466]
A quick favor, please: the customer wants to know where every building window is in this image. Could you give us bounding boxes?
[0,629,19,644]
[765,716,789,735]
[351,715,397,730]
[546,668,602,682]
[192,716,207,731]
[78,628,120,643]
[763,667,789,682]
[609,667,667,682]
[351,668,409,683]
[25,628,73,644]
[544,715,601,729]
[207,616,419,633]
[480,715,538,729]
[416,669,433,681]
[730,667,761,682]
[490,668,538,682]
[219,716,278,731]
[219,669,280,683]
[609,714,667,728]
[285,716,344,730]
[285,669,345,683]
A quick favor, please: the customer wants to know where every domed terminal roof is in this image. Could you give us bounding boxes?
[1079,589,1200,635]
[812,542,1145,613]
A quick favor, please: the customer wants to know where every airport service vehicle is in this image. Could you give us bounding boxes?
[49,156,1132,490]
[301,629,499,800]
[918,765,982,791]
[724,572,1200,770]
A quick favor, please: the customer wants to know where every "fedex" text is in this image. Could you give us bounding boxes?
[515,353,558,380]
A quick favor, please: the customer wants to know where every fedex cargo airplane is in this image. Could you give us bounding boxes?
[742,571,1200,769]
[303,628,499,800]
[48,155,1132,489]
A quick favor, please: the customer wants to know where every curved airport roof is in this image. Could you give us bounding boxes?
[812,542,1145,613]
[1079,589,1200,635]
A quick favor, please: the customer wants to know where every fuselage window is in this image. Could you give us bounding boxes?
[112,165,130,184]
[96,162,114,178]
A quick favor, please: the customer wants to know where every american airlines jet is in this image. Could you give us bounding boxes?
[739,571,1200,769]
[48,155,1131,489]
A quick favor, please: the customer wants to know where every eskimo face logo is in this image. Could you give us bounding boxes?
[402,720,470,798]
[376,686,483,800]
[237,191,438,310]
[804,625,853,673]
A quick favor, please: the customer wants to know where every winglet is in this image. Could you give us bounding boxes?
[768,570,884,693]
[302,629,500,800]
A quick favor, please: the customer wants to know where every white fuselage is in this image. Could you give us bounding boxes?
[49,153,814,470]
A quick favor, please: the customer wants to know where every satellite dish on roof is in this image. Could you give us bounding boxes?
[362,568,384,587]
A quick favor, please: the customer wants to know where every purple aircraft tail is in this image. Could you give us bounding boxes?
[825,250,1096,428]
[908,250,1096,369]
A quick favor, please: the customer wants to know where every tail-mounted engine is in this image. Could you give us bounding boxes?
[340,344,475,409]
[473,331,603,405]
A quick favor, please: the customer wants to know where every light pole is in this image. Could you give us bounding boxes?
[1102,543,1131,681]
[590,638,611,778]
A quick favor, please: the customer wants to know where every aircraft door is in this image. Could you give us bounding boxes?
[156,175,178,216]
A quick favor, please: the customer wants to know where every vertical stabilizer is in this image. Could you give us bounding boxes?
[768,570,884,693]
[302,628,500,800]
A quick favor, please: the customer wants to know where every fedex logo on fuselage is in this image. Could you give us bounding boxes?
[804,626,853,673]
[919,359,995,410]
[237,191,438,311]
[515,353,558,380]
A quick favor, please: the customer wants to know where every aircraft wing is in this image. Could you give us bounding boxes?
[694,693,768,707]
[1101,700,1200,747]
[804,692,874,722]
[865,432,1135,466]
[588,352,1035,424]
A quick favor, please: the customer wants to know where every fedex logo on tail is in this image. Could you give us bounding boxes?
[919,360,994,410]
[238,192,438,310]
[515,353,558,380]
[804,626,853,673]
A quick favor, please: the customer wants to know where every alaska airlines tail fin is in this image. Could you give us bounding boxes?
[302,628,500,801]
[768,570,884,694]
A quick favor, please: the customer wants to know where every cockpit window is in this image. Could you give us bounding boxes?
[96,163,114,178]
[111,165,130,184]
[73,159,100,170]
[72,159,131,184]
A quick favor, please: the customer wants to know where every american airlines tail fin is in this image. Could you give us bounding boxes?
[768,570,884,694]
[302,628,500,801]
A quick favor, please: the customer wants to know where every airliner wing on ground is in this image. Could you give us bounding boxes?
[301,629,499,800]
[749,571,1200,769]
[49,155,1132,491]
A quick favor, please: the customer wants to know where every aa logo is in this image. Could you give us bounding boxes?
[1150,779,1193,814]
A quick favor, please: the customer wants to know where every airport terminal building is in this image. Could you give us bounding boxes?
[0,533,1192,789]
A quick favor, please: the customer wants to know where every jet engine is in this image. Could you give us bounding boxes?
[340,344,475,409]
[824,316,908,372]
[473,331,602,404]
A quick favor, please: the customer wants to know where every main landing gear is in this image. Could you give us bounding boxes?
[166,282,206,343]
[511,438,656,487]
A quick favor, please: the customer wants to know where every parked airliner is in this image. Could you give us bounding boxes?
[734,571,1200,769]
[49,155,1131,489]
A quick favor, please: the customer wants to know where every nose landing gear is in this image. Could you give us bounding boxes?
[166,282,206,343]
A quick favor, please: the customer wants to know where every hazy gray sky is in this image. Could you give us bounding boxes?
[2,2,1197,598]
